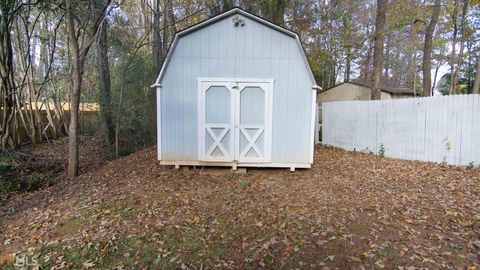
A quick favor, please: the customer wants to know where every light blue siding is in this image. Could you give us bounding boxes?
[160,13,313,164]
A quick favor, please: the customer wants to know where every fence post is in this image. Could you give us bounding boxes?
[314,103,320,144]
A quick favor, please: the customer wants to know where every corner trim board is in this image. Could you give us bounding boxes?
[157,86,162,160]
[309,87,317,163]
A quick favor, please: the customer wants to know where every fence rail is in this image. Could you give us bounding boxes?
[322,94,480,166]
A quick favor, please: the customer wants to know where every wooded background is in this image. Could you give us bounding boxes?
[0,0,479,176]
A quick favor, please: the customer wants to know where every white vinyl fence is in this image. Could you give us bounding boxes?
[322,94,480,166]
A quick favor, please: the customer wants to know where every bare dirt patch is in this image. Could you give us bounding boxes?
[1,145,479,269]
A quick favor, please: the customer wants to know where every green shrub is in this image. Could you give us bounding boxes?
[0,180,14,193]
[0,153,12,174]
[379,144,386,158]
[467,161,475,169]
[0,163,11,174]
[239,179,250,189]
[360,147,373,154]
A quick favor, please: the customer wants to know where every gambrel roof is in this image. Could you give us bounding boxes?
[152,7,320,90]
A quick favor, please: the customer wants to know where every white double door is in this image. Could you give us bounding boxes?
[198,78,273,163]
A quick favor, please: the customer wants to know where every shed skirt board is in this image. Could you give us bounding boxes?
[159,160,311,169]
[198,78,273,164]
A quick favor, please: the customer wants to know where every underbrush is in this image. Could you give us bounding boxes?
[0,150,62,206]
[0,172,59,206]
[0,172,58,194]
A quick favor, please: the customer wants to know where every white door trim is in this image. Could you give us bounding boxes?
[236,81,273,163]
[198,77,275,85]
[197,78,274,163]
[197,80,235,162]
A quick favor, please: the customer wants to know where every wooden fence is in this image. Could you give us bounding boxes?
[0,104,99,145]
[322,94,480,166]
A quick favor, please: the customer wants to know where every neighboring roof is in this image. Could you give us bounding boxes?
[152,7,318,89]
[320,81,416,95]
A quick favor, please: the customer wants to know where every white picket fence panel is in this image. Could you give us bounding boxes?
[314,104,321,144]
[322,94,480,166]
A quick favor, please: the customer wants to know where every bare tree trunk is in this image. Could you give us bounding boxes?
[153,0,163,76]
[65,0,111,176]
[431,60,442,94]
[0,0,17,148]
[139,0,151,32]
[243,0,255,11]
[342,11,352,82]
[13,13,42,144]
[391,39,401,86]
[66,0,82,176]
[161,0,169,57]
[162,0,177,54]
[453,0,468,94]
[422,0,441,96]
[115,78,124,158]
[449,0,459,94]
[344,47,351,82]
[407,20,419,91]
[96,16,114,147]
[167,0,176,34]
[473,55,480,94]
[150,0,162,145]
[384,34,390,81]
[359,19,373,83]
[466,40,473,90]
[360,38,373,83]
[271,0,288,26]
[371,0,386,100]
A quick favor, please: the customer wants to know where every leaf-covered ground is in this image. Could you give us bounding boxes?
[1,144,480,269]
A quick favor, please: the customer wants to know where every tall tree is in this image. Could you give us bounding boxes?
[0,0,18,148]
[452,0,468,94]
[153,0,163,76]
[166,0,176,34]
[65,0,111,176]
[473,55,480,94]
[422,0,442,96]
[449,0,459,94]
[259,0,289,26]
[371,0,386,100]
[162,0,176,54]
[342,10,352,82]
[150,0,162,145]
[96,10,115,148]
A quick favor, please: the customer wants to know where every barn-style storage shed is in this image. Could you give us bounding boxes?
[152,7,320,170]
